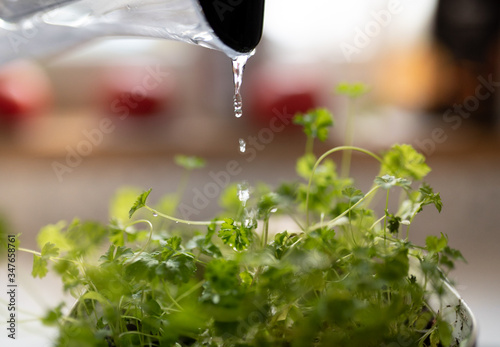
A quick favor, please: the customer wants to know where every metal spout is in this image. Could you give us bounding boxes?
[198,0,265,53]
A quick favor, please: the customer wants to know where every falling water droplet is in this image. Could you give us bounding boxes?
[232,55,250,119]
[239,138,247,153]
[244,218,252,228]
[237,182,250,207]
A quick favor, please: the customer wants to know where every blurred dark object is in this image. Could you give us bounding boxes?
[433,0,500,126]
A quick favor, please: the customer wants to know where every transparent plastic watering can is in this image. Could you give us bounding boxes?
[0,0,265,64]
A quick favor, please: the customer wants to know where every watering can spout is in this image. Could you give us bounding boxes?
[0,0,265,64]
[198,0,265,54]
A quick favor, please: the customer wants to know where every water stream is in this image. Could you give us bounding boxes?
[232,54,250,119]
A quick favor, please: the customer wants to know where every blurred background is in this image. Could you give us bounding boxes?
[0,0,499,346]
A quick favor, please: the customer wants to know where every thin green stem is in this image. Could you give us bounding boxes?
[145,206,224,226]
[287,211,306,232]
[305,136,314,156]
[166,288,184,311]
[383,189,390,247]
[305,146,383,228]
[175,280,205,303]
[262,218,270,247]
[347,203,358,246]
[341,98,356,178]
[124,219,154,265]
[308,186,380,232]
[18,248,80,264]
[369,216,386,231]
[119,331,161,339]
[405,202,423,240]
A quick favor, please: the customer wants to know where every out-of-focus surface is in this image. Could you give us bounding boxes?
[1,0,499,346]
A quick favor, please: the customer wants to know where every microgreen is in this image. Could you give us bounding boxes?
[21,92,469,346]
[174,155,206,171]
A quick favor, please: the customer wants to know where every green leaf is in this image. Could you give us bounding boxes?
[375,247,409,282]
[204,259,240,294]
[99,245,133,264]
[32,242,60,279]
[37,222,71,252]
[186,234,222,258]
[430,328,440,347]
[174,155,206,170]
[271,231,300,260]
[31,242,59,278]
[32,255,49,279]
[335,82,370,98]
[81,291,109,307]
[257,192,279,219]
[426,233,448,253]
[387,214,402,234]
[296,154,317,180]
[293,108,334,142]
[381,144,431,180]
[342,187,364,203]
[161,236,182,260]
[143,298,162,316]
[374,175,411,190]
[419,183,443,213]
[65,220,108,257]
[156,254,196,284]
[129,189,152,219]
[438,319,453,347]
[42,242,60,258]
[41,303,65,326]
[108,220,127,247]
[218,218,251,252]
[239,271,253,288]
[53,260,81,291]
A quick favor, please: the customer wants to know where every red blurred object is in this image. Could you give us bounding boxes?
[248,67,321,126]
[100,62,174,118]
[0,60,53,123]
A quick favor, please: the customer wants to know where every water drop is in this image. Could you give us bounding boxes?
[175,221,179,224]
[152,212,158,217]
[237,182,250,207]
[270,208,278,213]
[239,138,247,153]
[232,55,250,119]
